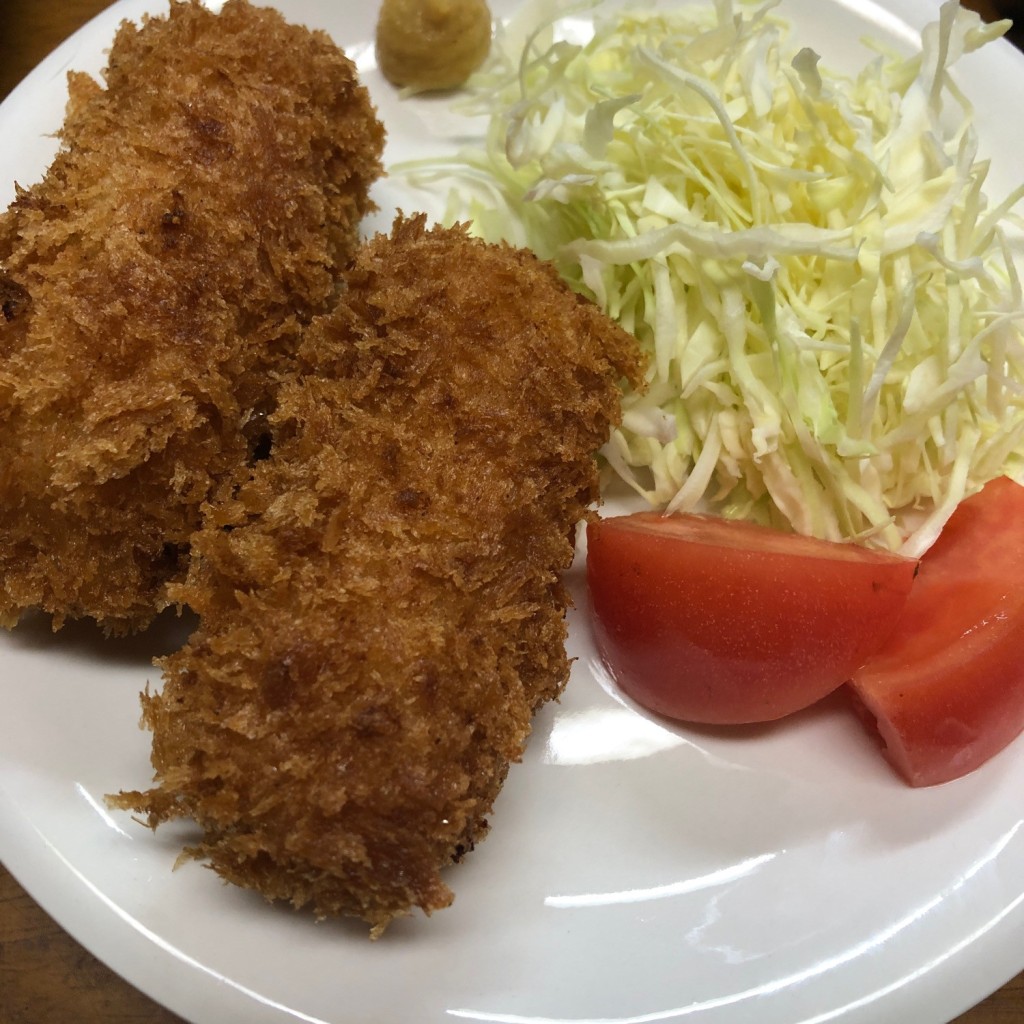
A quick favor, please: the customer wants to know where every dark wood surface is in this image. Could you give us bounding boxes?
[2,1,1023,1023]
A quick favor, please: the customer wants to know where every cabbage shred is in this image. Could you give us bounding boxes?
[416,0,1024,554]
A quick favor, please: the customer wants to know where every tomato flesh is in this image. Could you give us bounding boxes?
[586,512,918,725]
[848,476,1024,787]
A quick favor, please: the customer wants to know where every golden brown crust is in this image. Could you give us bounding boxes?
[113,215,644,935]
[0,0,384,632]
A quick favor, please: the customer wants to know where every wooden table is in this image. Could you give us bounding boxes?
[2,1,1024,1022]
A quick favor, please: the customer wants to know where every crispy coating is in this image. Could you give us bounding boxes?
[113,215,644,935]
[0,0,384,632]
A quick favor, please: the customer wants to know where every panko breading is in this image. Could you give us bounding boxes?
[113,215,644,936]
[0,0,384,633]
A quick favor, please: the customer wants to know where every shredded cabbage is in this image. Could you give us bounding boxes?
[403,0,1024,554]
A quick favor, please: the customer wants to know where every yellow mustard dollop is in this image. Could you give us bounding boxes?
[376,0,492,92]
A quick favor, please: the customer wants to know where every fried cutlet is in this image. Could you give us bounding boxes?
[0,0,384,633]
[112,215,644,936]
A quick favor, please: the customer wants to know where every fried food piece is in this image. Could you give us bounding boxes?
[113,215,644,935]
[0,0,384,633]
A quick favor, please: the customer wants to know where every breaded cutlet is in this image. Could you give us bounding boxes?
[112,215,644,936]
[0,0,384,633]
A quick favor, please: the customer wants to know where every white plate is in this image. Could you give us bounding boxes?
[3,1,1024,1022]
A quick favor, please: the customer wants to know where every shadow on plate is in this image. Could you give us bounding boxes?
[6,606,198,665]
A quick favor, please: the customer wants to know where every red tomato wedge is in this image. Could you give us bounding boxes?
[848,476,1024,787]
[586,512,918,725]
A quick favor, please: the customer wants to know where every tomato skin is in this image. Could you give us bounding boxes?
[848,476,1024,787]
[586,512,918,725]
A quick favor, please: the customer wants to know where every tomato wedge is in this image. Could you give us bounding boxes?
[586,512,918,725]
[848,476,1024,787]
